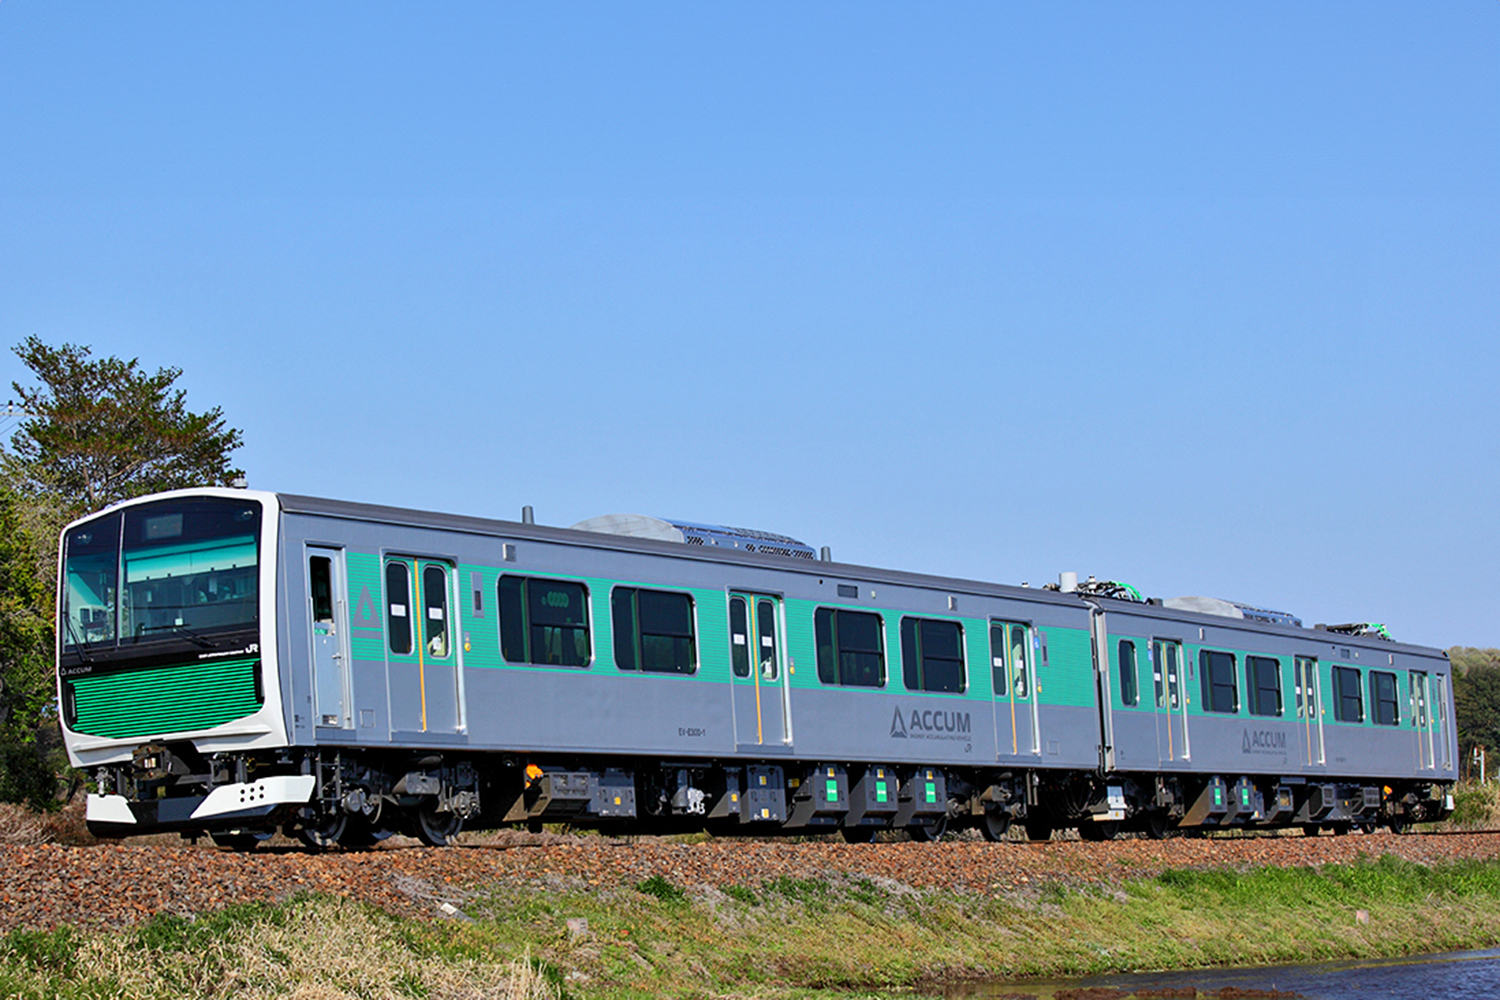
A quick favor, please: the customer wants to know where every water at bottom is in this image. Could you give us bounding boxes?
[944,948,1500,1000]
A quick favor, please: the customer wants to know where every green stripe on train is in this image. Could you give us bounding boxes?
[69,656,264,739]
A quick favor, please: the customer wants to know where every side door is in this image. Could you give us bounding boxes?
[991,620,1040,757]
[384,556,465,735]
[729,593,790,747]
[307,547,352,729]
[1294,656,1326,768]
[1152,638,1190,765]
[1410,670,1435,771]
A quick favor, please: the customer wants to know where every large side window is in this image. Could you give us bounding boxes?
[1117,639,1138,706]
[1245,655,1282,717]
[1370,670,1399,726]
[498,576,591,667]
[385,561,412,655]
[1333,666,1364,723]
[900,617,966,694]
[1199,649,1238,713]
[612,587,696,674]
[815,608,885,688]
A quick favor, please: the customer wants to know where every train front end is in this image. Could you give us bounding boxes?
[57,489,301,838]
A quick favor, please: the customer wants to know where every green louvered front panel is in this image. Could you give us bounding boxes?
[69,656,263,739]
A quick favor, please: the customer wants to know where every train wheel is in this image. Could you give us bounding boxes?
[1079,820,1119,842]
[980,811,1012,843]
[1301,824,1320,836]
[841,826,878,844]
[1142,812,1171,840]
[296,812,348,851]
[1389,817,1413,836]
[414,805,463,847]
[907,816,947,843]
[1023,818,1054,842]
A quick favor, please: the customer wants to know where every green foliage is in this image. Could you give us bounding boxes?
[130,899,288,954]
[0,483,64,807]
[1445,781,1500,829]
[6,336,244,515]
[1450,647,1500,776]
[764,876,832,906]
[0,926,78,976]
[635,874,686,904]
[723,884,759,906]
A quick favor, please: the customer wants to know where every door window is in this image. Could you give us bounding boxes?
[756,599,779,679]
[386,562,412,655]
[729,597,752,678]
[422,564,451,659]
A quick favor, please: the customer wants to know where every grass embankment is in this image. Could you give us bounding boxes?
[4,856,1500,999]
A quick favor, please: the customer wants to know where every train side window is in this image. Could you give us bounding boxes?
[1199,649,1238,713]
[612,587,696,674]
[385,561,412,655]
[1245,655,1282,717]
[729,597,751,678]
[1118,640,1138,706]
[815,608,885,687]
[422,564,451,659]
[1333,666,1364,722]
[498,575,591,667]
[1370,670,1399,725]
[900,617,966,694]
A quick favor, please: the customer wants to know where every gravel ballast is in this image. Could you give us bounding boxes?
[4,831,1498,933]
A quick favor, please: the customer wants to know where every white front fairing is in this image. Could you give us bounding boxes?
[59,488,293,769]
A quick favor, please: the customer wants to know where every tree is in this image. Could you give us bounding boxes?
[1450,647,1500,780]
[5,336,244,516]
[0,479,65,807]
[0,338,246,806]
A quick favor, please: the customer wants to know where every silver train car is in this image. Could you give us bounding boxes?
[58,489,1456,848]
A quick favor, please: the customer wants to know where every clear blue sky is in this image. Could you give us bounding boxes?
[2,3,1496,649]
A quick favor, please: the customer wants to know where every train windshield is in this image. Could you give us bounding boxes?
[61,498,262,663]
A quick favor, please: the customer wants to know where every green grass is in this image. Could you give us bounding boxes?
[3,858,1500,999]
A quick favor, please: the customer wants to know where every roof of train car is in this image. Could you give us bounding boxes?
[273,491,1447,662]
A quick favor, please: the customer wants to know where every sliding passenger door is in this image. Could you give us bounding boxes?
[1409,671,1436,771]
[729,593,790,748]
[1152,638,1190,766]
[1295,656,1326,768]
[385,556,466,735]
[991,621,1040,758]
[307,548,352,729]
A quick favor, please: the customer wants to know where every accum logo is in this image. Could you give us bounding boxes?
[890,707,970,739]
[1242,728,1288,753]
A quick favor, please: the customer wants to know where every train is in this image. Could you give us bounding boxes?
[58,488,1456,849]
